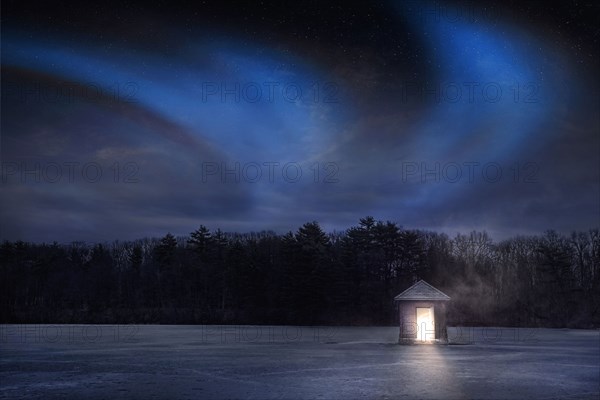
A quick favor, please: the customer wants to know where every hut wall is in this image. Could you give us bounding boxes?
[433,301,448,341]
[398,300,447,341]
[398,301,434,339]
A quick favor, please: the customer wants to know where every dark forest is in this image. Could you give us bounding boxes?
[1,217,598,328]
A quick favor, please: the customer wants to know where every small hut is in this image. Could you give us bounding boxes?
[394,280,450,343]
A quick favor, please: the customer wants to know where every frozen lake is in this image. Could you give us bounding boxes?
[1,325,598,399]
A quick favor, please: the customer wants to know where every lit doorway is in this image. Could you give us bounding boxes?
[416,307,435,341]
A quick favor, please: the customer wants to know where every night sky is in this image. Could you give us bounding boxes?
[1,0,599,243]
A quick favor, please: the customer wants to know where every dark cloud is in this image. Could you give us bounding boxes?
[1,0,598,242]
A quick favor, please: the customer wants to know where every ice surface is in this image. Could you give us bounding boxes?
[1,325,598,399]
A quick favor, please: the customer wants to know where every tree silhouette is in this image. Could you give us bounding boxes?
[0,220,598,327]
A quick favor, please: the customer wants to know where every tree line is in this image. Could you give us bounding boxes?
[1,217,598,327]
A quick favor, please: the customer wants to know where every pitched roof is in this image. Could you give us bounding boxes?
[394,280,450,301]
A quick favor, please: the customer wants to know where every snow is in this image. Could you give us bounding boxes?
[1,325,598,399]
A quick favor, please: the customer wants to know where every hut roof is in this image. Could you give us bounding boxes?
[394,280,450,301]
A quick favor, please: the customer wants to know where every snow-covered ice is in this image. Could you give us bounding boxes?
[1,325,598,399]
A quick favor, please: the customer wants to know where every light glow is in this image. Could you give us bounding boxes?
[416,307,435,341]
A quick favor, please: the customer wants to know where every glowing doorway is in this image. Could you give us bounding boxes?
[416,307,435,341]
